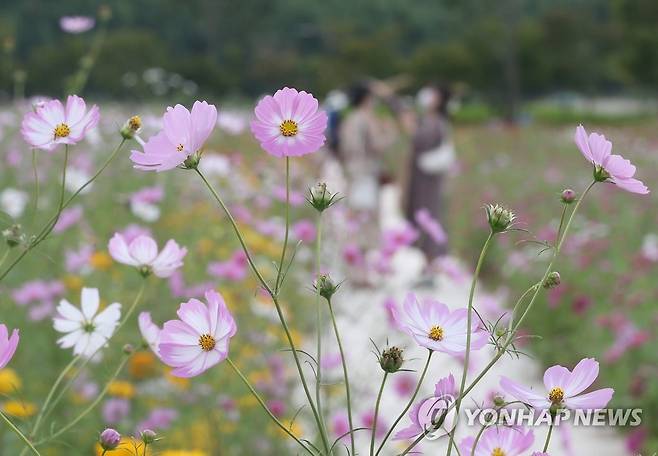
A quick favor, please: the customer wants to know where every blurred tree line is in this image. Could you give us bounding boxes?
[1,0,658,108]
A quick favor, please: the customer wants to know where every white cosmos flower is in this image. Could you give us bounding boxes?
[53,287,121,358]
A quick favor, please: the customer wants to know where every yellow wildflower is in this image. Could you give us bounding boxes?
[129,352,157,379]
[107,381,135,399]
[90,251,113,270]
[63,274,83,291]
[0,368,22,394]
[3,401,37,418]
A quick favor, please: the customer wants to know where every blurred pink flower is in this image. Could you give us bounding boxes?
[625,426,647,453]
[343,243,365,266]
[130,101,217,172]
[12,280,65,306]
[381,224,419,256]
[414,208,447,245]
[500,358,614,409]
[292,219,317,243]
[108,233,187,278]
[603,321,649,363]
[53,205,83,233]
[119,224,152,243]
[460,426,534,456]
[135,408,178,435]
[102,398,131,425]
[65,244,94,273]
[0,324,19,368]
[392,293,488,355]
[207,250,248,281]
[331,412,349,441]
[575,125,649,194]
[59,16,95,33]
[251,87,327,157]
[159,290,236,377]
[21,95,99,151]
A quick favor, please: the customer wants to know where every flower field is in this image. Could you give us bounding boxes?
[0,95,655,456]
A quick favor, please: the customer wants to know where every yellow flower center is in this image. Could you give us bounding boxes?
[279,119,298,137]
[128,115,142,131]
[492,448,506,456]
[428,325,444,341]
[199,334,216,352]
[53,123,70,138]
[176,143,184,152]
[548,387,565,404]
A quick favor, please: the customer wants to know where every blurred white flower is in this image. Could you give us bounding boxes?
[1,188,29,218]
[65,167,92,194]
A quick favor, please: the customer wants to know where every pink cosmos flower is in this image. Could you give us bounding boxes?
[500,358,614,410]
[130,101,217,172]
[21,95,99,151]
[460,426,534,456]
[158,290,237,377]
[575,125,649,194]
[207,250,248,281]
[292,219,317,243]
[138,312,162,360]
[251,87,328,157]
[59,16,95,33]
[394,374,457,440]
[53,205,84,233]
[0,324,19,369]
[392,293,488,355]
[108,233,187,278]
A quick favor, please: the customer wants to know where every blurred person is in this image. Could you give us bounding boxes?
[402,84,454,260]
[339,82,397,241]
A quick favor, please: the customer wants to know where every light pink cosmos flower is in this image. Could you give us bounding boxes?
[108,233,187,278]
[158,290,237,378]
[130,101,217,172]
[251,87,328,157]
[21,95,99,151]
[138,312,162,360]
[395,374,457,440]
[415,208,447,245]
[460,427,534,456]
[500,358,614,410]
[59,16,95,33]
[392,293,488,355]
[575,125,649,194]
[0,324,20,369]
[207,250,248,281]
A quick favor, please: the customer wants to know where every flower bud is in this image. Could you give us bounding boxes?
[182,151,202,170]
[99,428,121,450]
[141,429,157,445]
[120,115,142,139]
[2,224,24,248]
[492,394,506,407]
[485,204,516,233]
[560,189,576,204]
[308,182,339,212]
[122,344,134,355]
[379,346,404,373]
[314,274,339,301]
[138,265,152,278]
[543,271,561,289]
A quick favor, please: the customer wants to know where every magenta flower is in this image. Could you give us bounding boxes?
[460,427,534,456]
[415,208,447,244]
[251,87,328,157]
[21,95,99,151]
[59,16,95,33]
[158,290,237,377]
[394,374,457,440]
[130,101,217,172]
[392,293,488,355]
[108,233,187,278]
[575,125,649,194]
[0,324,19,369]
[500,358,614,410]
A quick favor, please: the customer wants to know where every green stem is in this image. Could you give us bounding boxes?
[401,181,597,456]
[375,350,433,455]
[447,231,493,456]
[314,212,328,445]
[275,157,291,293]
[36,354,132,444]
[227,358,315,455]
[0,411,41,455]
[470,423,490,456]
[0,250,9,269]
[195,168,330,453]
[328,300,355,456]
[29,355,80,439]
[370,372,388,456]
[0,139,126,283]
[543,421,554,452]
